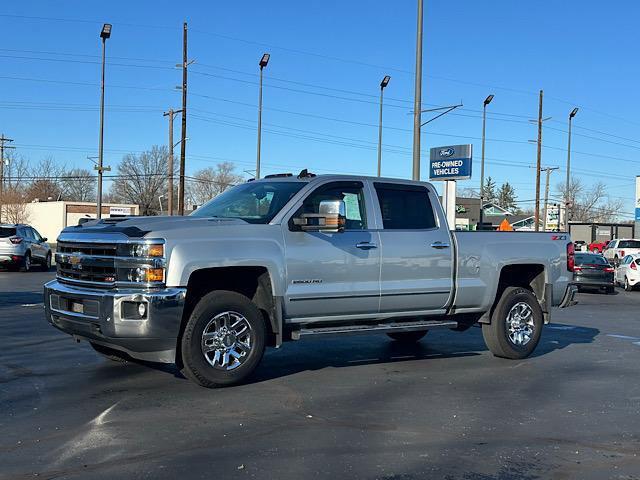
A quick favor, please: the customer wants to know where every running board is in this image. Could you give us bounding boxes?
[291,319,458,340]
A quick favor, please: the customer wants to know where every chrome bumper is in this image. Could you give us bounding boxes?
[559,284,578,308]
[44,280,186,363]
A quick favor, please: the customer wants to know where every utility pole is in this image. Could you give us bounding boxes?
[377,75,391,177]
[542,166,559,232]
[411,0,424,181]
[0,134,16,224]
[534,90,544,232]
[178,22,188,215]
[163,109,182,216]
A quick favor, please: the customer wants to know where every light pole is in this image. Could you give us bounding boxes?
[479,94,494,230]
[377,75,391,177]
[565,107,579,231]
[96,23,111,219]
[412,0,424,181]
[256,53,270,180]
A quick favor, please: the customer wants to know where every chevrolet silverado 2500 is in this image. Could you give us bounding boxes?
[44,173,577,388]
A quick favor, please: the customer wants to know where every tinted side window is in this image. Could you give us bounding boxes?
[32,228,43,242]
[296,181,367,230]
[374,183,437,230]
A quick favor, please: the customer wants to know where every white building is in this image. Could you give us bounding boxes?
[2,201,139,244]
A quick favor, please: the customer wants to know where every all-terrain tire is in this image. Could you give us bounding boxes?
[482,287,543,360]
[387,330,428,343]
[180,290,266,388]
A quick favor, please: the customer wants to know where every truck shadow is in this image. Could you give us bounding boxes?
[129,322,599,384]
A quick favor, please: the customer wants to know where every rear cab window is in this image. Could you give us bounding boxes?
[0,227,17,238]
[618,240,640,249]
[373,183,437,230]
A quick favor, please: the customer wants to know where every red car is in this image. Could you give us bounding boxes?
[588,241,609,254]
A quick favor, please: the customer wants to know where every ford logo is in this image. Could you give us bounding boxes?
[439,148,455,157]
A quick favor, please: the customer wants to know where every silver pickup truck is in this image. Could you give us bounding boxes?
[45,173,577,388]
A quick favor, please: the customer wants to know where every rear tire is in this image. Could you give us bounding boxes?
[180,290,266,388]
[20,252,31,272]
[90,342,129,363]
[482,287,543,360]
[605,286,614,294]
[43,252,52,271]
[387,330,428,343]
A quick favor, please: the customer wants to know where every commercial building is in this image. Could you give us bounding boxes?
[1,201,139,245]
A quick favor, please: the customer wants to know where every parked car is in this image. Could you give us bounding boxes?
[0,224,52,272]
[573,252,614,293]
[44,173,577,388]
[603,239,640,266]
[574,240,587,252]
[615,254,640,291]
[588,240,608,254]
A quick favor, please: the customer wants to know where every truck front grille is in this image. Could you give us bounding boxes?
[56,241,118,287]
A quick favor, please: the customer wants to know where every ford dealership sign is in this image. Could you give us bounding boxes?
[429,144,472,181]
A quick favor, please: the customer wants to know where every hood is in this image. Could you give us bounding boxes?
[61,216,249,239]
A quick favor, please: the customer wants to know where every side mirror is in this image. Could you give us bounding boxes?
[293,199,346,233]
[42,237,48,242]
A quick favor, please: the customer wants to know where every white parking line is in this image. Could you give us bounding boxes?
[21,303,43,307]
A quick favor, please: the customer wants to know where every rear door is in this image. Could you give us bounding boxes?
[0,226,18,257]
[282,180,381,320]
[373,182,454,313]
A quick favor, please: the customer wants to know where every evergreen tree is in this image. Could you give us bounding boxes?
[497,182,518,211]
[481,176,497,203]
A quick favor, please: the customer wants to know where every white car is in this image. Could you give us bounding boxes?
[615,254,640,291]
[603,239,640,266]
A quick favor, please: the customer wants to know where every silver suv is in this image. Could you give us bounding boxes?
[0,224,52,271]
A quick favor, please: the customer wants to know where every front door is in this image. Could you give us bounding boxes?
[283,181,381,320]
[373,182,454,313]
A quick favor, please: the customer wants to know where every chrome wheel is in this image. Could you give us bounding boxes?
[506,301,534,346]
[201,311,252,370]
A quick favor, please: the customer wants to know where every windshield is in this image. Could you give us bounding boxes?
[190,181,306,224]
[618,240,640,249]
[575,254,608,265]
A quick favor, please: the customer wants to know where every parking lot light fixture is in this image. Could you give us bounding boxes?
[565,107,579,231]
[256,53,270,179]
[479,94,494,230]
[377,75,391,176]
[96,23,112,219]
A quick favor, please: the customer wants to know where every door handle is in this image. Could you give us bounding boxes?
[430,241,450,249]
[356,242,378,250]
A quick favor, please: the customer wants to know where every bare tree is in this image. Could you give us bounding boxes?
[187,162,243,207]
[0,186,30,224]
[110,146,169,215]
[2,151,30,190]
[61,169,97,202]
[557,177,624,223]
[25,156,66,202]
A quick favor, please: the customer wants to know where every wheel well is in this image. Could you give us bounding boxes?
[176,266,278,367]
[481,264,545,324]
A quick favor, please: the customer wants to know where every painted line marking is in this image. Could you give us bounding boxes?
[547,325,577,330]
[21,303,43,307]
[607,334,640,341]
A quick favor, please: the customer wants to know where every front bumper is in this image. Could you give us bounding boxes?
[559,284,578,308]
[44,280,186,363]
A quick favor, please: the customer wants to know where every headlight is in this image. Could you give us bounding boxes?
[129,243,164,258]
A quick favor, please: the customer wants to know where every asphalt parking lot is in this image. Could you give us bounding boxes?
[1,270,639,480]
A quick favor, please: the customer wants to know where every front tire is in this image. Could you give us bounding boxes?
[387,330,428,343]
[482,287,543,360]
[624,277,633,292]
[180,291,266,388]
[43,252,52,271]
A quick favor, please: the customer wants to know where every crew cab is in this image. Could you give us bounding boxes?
[44,173,577,388]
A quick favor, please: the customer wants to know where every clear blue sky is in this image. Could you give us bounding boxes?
[1,0,638,217]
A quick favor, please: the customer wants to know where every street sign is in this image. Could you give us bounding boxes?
[429,144,472,181]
